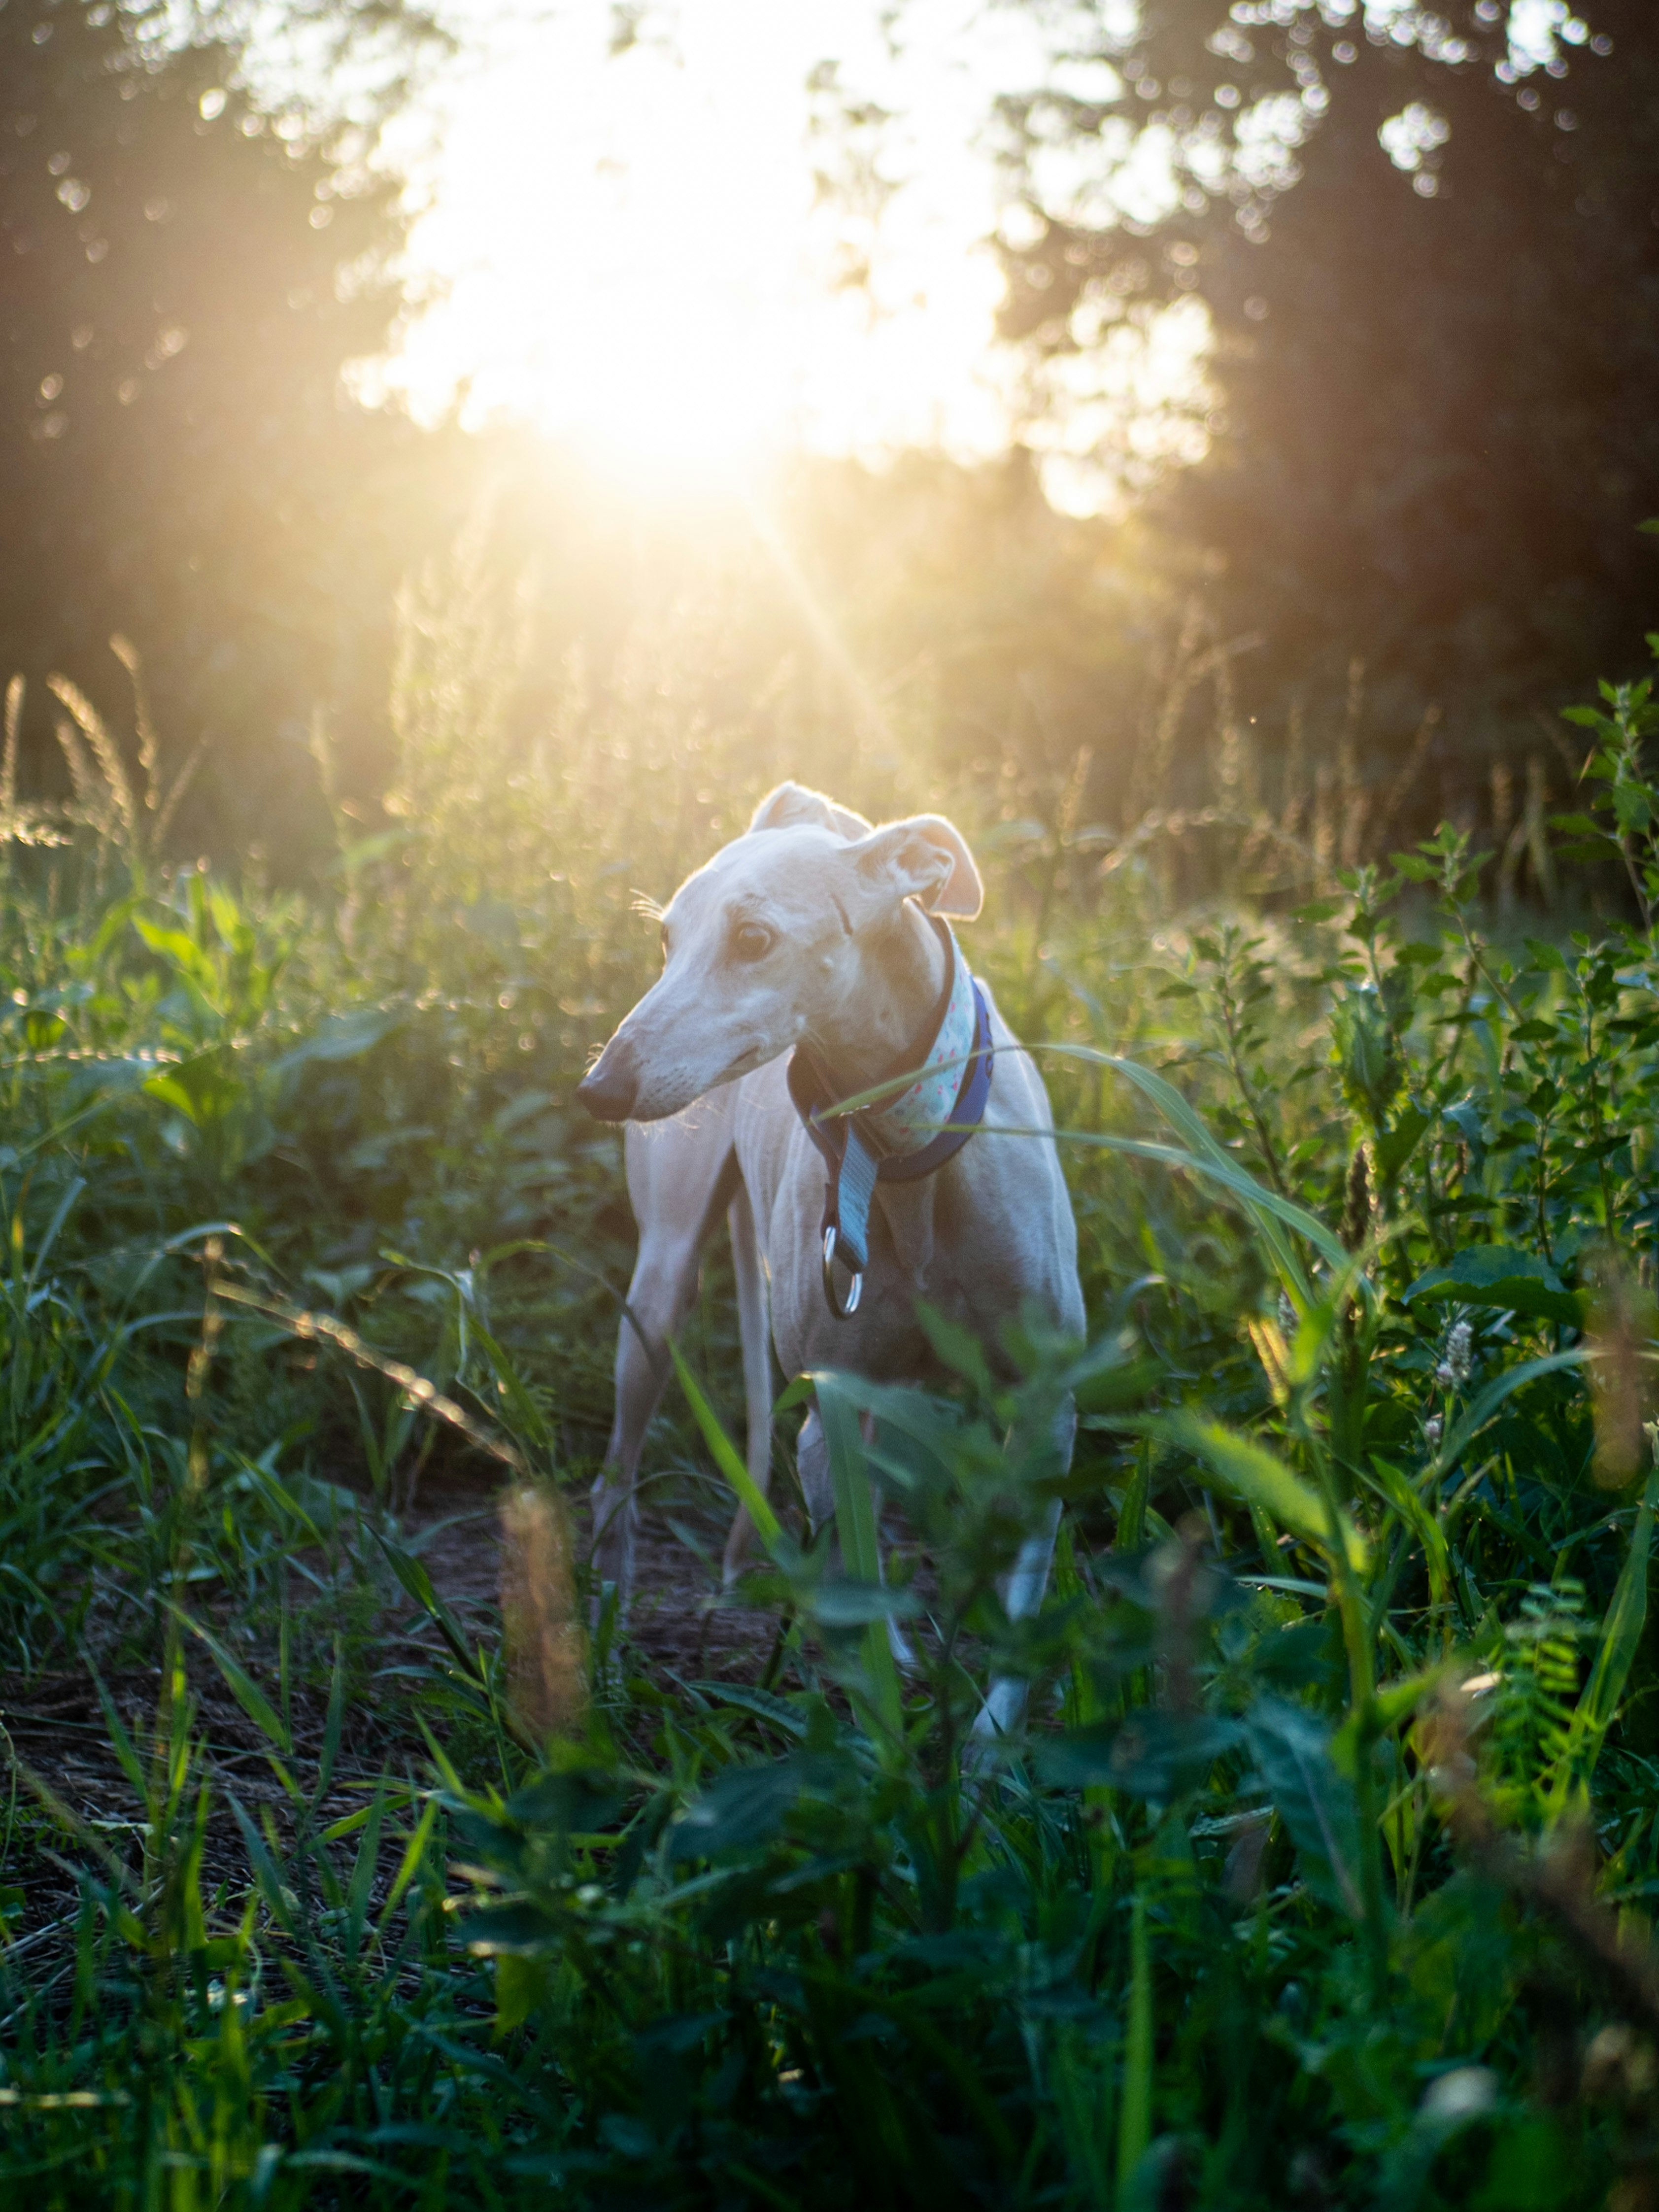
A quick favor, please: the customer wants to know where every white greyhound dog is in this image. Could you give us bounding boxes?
[576,783,1084,1730]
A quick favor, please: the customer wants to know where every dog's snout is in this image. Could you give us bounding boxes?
[577,1039,640,1122]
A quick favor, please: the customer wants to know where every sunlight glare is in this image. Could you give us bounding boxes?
[381,2,1036,487]
[373,0,1213,513]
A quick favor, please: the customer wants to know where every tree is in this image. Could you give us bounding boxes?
[0,0,445,851]
[990,0,1659,795]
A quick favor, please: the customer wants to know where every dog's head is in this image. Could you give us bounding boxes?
[576,781,982,1123]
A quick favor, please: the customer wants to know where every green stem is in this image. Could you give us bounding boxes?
[1310,1433,1389,2001]
[1117,1885,1152,2200]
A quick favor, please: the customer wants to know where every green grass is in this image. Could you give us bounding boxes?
[4,616,1659,2208]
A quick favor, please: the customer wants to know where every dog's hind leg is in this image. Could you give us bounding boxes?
[720,1177,774,1585]
[590,1112,737,1618]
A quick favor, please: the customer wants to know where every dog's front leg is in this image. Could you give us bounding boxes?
[720,1181,774,1587]
[590,1220,708,1622]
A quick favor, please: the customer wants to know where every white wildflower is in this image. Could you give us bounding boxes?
[1436,1318,1474,1390]
[1422,2067,1497,2121]
[1424,1416,1443,1448]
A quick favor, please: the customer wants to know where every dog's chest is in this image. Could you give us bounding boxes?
[731,1042,1080,1381]
[756,1141,1002,1381]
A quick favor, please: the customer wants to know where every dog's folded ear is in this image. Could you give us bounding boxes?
[846,814,983,920]
[749,782,873,843]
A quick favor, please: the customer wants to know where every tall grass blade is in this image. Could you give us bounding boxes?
[1154,1412,1367,1571]
[1051,1046,1351,1280]
[173,1608,291,1756]
[670,1340,781,1551]
[1552,1457,1659,1811]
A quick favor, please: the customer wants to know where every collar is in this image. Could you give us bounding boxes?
[786,917,995,1316]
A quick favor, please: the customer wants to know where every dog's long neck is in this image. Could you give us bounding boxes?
[807,900,950,1099]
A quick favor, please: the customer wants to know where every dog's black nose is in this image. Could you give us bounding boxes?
[577,1042,639,1122]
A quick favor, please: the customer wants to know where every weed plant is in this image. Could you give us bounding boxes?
[2,618,1659,2207]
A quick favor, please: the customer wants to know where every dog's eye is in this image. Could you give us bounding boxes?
[732,922,774,964]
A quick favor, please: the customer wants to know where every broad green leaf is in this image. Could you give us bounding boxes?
[1244,1696,1364,1919]
[133,915,220,996]
[697,1684,812,1740]
[1287,1301,1338,1388]
[1373,1103,1430,1182]
[808,1579,920,1628]
[269,1009,398,1075]
[1405,1245,1583,1327]
[506,1767,626,1836]
[670,1752,851,1859]
[463,1901,562,1955]
[791,1366,964,1500]
[1406,1244,1565,1294]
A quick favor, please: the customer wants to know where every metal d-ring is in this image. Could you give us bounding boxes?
[821,1225,863,1319]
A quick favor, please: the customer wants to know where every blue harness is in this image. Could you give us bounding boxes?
[786,923,994,1317]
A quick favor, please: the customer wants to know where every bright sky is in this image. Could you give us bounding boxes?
[323,0,1578,511]
[375,0,1065,491]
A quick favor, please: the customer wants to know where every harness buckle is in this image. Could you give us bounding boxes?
[821,1225,863,1320]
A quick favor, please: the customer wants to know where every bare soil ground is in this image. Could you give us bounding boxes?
[410,1478,783,1685]
[0,1478,781,1955]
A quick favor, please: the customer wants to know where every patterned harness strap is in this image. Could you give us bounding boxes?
[785,918,995,1318]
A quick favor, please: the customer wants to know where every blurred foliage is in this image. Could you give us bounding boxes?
[0,0,445,858]
[984,0,1659,776]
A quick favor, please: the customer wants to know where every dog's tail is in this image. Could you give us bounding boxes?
[720,1177,774,1585]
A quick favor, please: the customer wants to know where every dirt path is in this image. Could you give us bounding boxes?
[0,1478,780,1960]
[409,1480,783,1687]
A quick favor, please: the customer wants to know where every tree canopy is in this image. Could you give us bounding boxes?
[0,0,445,847]
[991,0,1659,766]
